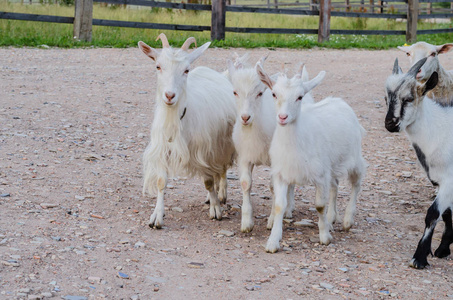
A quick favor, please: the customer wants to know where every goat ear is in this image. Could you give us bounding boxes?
[392,58,403,75]
[256,64,274,90]
[138,41,158,61]
[302,71,325,93]
[397,45,411,54]
[227,59,235,78]
[422,72,438,95]
[186,42,211,64]
[437,43,453,54]
[301,65,309,82]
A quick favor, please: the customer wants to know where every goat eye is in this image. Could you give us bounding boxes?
[184,69,189,74]
[233,91,238,96]
[406,53,410,57]
[430,52,436,57]
[272,93,276,98]
[257,92,263,97]
[156,65,161,70]
[404,97,414,103]
[297,96,303,101]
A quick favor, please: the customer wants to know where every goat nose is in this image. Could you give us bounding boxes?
[241,114,250,123]
[278,114,288,120]
[165,92,175,101]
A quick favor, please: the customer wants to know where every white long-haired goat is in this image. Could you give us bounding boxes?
[257,65,366,253]
[385,57,453,269]
[138,34,236,228]
[398,42,453,106]
[226,55,296,233]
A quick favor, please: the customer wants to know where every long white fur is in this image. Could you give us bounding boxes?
[398,42,453,105]
[139,35,236,228]
[227,55,296,232]
[257,65,366,253]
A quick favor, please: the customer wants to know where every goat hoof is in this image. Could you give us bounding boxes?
[265,241,280,253]
[219,196,227,205]
[241,224,254,233]
[319,233,332,245]
[209,206,222,220]
[434,245,451,258]
[409,257,429,269]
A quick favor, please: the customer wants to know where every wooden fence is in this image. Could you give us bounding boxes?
[1,0,453,43]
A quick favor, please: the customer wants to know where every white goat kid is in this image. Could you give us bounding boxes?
[398,42,453,106]
[257,65,366,253]
[139,34,236,228]
[227,55,295,233]
[385,57,453,269]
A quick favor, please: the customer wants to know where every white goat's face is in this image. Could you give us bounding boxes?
[229,68,267,126]
[153,51,190,106]
[398,42,453,81]
[138,35,210,107]
[384,57,438,132]
[256,65,326,126]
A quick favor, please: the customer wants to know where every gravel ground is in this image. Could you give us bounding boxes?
[1,46,453,299]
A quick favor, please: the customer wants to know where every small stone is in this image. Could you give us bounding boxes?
[117,272,129,279]
[218,230,234,237]
[51,236,62,241]
[338,267,348,272]
[187,262,205,269]
[75,195,85,201]
[130,295,140,300]
[41,292,53,298]
[283,219,294,224]
[88,276,101,283]
[134,241,145,248]
[309,236,319,243]
[40,203,59,209]
[0,193,10,197]
[402,171,412,178]
[294,219,315,227]
[19,288,31,294]
[230,205,241,212]
[62,296,88,300]
[320,282,334,290]
[377,290,390,296]
[171,207,183,213]
[153,287,159,292]
[28,295,42,300]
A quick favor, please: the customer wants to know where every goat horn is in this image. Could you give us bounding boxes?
[156,33,170,48]
[298,63,305,74]
[407,57,427,78]
[181,37,197,51]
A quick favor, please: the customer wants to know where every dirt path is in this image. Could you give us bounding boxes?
[1,46,452,299]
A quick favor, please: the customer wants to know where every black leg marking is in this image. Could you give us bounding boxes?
[411,202,440,269]
[434,208,453,258]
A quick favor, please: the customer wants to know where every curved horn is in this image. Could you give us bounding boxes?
[392,58,402,75]
[408,57,427,78]
[156,33,170,48]
[181,37,197,51]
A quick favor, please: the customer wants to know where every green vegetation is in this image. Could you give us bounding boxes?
[0,0,452,49]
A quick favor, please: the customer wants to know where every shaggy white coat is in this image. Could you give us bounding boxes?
[139,38,236,228]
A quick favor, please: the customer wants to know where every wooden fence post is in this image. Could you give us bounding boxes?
[73,0,93,42]
[318,0,331,42]
[406,0,418,43]
[211,0,226,41]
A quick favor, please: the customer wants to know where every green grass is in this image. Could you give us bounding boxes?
[0,0,452,49]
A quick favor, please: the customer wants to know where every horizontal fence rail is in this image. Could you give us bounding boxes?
[1,0,453,43]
